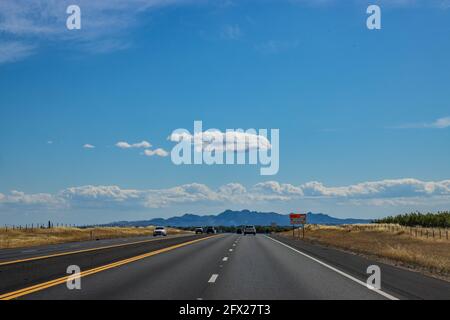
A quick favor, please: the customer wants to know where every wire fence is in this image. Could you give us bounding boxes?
[1,223,80,232]
[336,223,449,241]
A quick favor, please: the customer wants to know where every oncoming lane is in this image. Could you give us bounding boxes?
[15,234,238,300]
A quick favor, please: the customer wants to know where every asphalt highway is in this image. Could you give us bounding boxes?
[0,233,192,263]
[0,233,448,300]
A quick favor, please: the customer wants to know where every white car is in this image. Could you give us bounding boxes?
[244,225,256,235]
[153,226,167,237]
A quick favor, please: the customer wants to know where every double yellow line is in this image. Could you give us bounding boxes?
[0,234,190,267]
[0,235,216,300]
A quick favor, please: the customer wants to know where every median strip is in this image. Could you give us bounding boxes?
[0,235,217,300]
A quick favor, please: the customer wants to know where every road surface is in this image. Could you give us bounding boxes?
[0,233,448,300]
[0,233,191,263]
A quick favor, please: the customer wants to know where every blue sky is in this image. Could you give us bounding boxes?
[1,0,450,225]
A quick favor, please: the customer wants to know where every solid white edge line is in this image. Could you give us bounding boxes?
[264,236,399,301]
[208,274,219,283]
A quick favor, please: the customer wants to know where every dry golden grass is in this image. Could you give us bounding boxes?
[280,224,450,278]
[0,226,190,249]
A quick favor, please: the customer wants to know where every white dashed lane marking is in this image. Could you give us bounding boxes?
[208,274,219,283]
[222,257,228,261]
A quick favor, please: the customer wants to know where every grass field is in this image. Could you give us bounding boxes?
[0,226,190,249]
[279,224,450,280]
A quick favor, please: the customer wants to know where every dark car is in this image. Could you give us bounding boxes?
[236,228,242,234]
[206,226,216,234]
[195,227,203,234]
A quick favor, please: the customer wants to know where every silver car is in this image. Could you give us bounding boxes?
[153,226,167,236]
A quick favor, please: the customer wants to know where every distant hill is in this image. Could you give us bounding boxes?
[107,209,372,227]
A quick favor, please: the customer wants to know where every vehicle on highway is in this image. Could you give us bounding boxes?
[244,225,256,235]
[206,226,216,234]
[195,227,203,234]
[153,226,167,237]
[236,228,242,234]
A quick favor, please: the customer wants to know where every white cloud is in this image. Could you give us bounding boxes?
[395,116,450,129]
[292,0,442,9]
[143,183,222,208]
[299,179,450,198]
[1,0,446,64]
[170,130,272,152]
[83,143,95,149]
[144,148,169,157]
[221,24,241,40]
[218,183,247,196]
[115,140,168,158]
[0,190,65,209]
[0,0,190,62]
[0,1,183,37]
[116,140,152,149]
[1,178,449,211]
[255,40,299,54]
[429,117,450,129]
[0,41,35,64]
[60,185,141,205]
[253,181,304,197]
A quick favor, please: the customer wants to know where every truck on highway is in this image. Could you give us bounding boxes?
[244,225,256,235]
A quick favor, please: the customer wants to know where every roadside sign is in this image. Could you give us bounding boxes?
[290,213,306,225]
[290,213,307,240]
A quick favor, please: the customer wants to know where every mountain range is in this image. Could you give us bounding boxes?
[106,210,372,227]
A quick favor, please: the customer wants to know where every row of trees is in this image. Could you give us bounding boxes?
[375,211,450,228]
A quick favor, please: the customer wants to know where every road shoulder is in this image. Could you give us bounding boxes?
[270,234,450,300]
